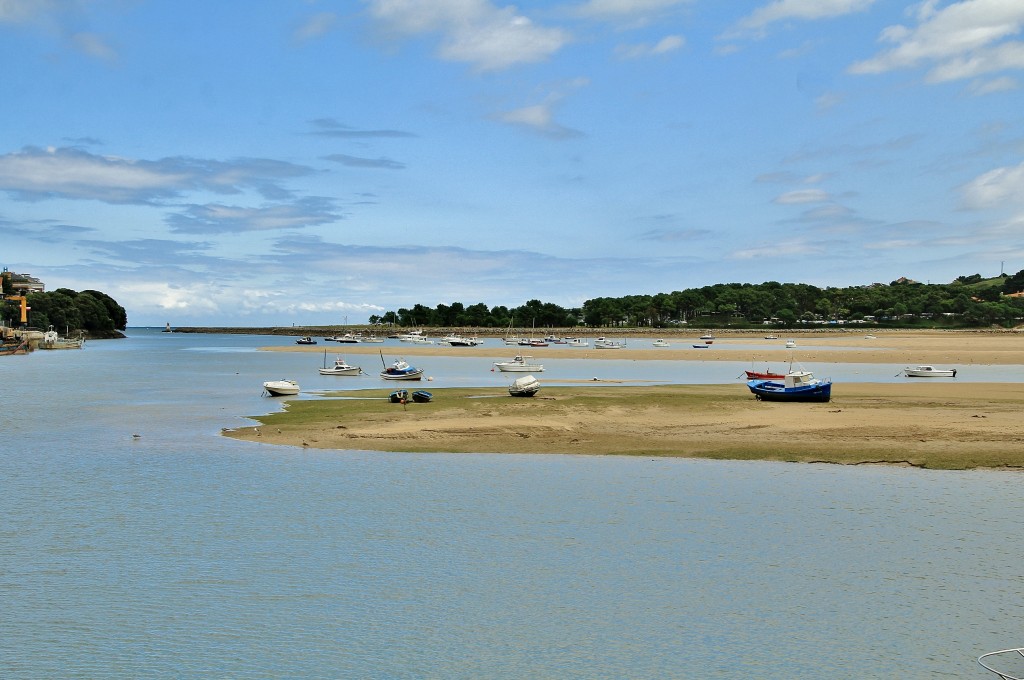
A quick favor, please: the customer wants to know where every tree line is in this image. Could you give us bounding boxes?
[369,273,1024,329]
[2,285,127,335]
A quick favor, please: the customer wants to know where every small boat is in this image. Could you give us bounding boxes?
[566,337,589,347]
[652,339,670,347]
[747,371,831,403]
[263,379,300,396]
[361,335,385,343]
[744,369,786,380]
[979,647,1024,678]
[295,336,317,345]
[764,334,778,340]
[335,333,361,343]
[443,334,483,347]
[692,344,710,349]
[40,326,84,349]
[785,339,796,348]
[389,389,409,403]
[904,365,957,378]
[411,390,433,403]
[380,358,424,380]
[493,355,544,372]
[700,334,715,341]
[594,337,625,349]
[319,354,362,376]
[0,338,29,355]
[508,374,540,397]
[544,335,565,344]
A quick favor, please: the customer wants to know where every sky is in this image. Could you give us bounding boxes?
[3,0,1024,327]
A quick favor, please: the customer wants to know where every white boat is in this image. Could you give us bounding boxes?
[493,355,544,372]
[40,326,84,349]
[360,335,385,343]
[594,337,624,349]
[442,334,483,347]
[785,339,796,348]
[508,374,541,397]
[904,365,957,378]
[652,339,670,347]
[979,648,1024,678]
[380,358,425,380]
[764,334,778,340]
[566,337,589,347]
[700,334,715,341]
[263,379,299,396]
[335,333,361,343]
[319,355,362,376]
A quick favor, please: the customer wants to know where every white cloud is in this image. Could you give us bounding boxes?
[774,189,831,204]
[71,32,117,61]
[960,161,1024,209]
[849,0,1024,84]
[571,0,690,20]
[968,75,1019,94]
[615,35,685,59]
[294,12,338,43]
[725,0,877,39]
[366,0,569,71]
[730,238,826,259]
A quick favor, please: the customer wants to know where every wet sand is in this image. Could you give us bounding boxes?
[227,331,1024,469]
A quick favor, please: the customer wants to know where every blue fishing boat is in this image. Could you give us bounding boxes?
[747,370,831,402]
[389,389,409,403]
[379,356,424,381]
[411,390,432,403]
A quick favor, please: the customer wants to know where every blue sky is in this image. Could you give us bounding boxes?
[3,0,1024,327]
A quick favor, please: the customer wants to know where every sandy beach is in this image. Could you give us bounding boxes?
[226,331,1024,469]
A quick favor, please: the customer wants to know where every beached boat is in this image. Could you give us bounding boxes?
[389,389,409,403]
[493,355,544,372]
[747,371,831,402]
[380,358,424,380]
[979,647,1024,678]
[263,379,300,396]
[904,365,957,378]
[0,338,29,355]
[652,339,670,347]
[411,390,432,403]
[319,354,362,376]
[508,374,540,397]
[296,336,316,345]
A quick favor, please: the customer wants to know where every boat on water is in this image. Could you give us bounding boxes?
[652,339,670,347]
[692,344,710,349]
[904,365,957,378]
[594,337,625,349]
[493,355,544,372]
[785,339,796,348]
[380,358,425,380]
[335,333,361,343]
[744,369,786,380]
[319,354,362,376]
[566,337,589,347]
[263,379,300,396]
[700,334,715,341]
[544,335,566,344]
[508,374,540,397]
[747,370,831,402]
[296,336,317,345]
[0,338,29,355]
[361,335,385,343]
[442,334,483,347]
[411,390,432,403]
[764,334,778,340]
[40,326,84,350]
[979,647,1024,678]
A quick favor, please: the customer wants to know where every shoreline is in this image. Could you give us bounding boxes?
[223,331,1024,469]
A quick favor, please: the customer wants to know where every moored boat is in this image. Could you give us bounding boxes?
[380,358,424,380]
[652,339,670,347]
[904,365,957,378]
[979,647,1024,678]
[493,355,544,372]
[594,337,624,349]
[747,371,831,402]
[508,374,540,397]
[296,336,316,345]
[319,355,362,376]
[744,369,786,380]
[263,379,300,396]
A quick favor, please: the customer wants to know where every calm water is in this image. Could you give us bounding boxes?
[1,329,1021,679]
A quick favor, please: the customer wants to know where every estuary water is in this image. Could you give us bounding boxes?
[1,329,1021,679]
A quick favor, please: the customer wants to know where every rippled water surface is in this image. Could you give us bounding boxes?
[1,329,1021,678]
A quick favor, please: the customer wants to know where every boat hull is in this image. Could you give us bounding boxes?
[411,390,433,403]
[380,369,424,380]
[747,379,831,402]
[263,380,299,396]
[319,367,361,376]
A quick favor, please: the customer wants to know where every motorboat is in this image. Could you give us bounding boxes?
[594,337,624,349]
[904,365,957,378]
[263,379,300,396]
[700,334,715,341]
[389,389,409,403]
[785,339,796,348]
[493,355,544,372]
[380,358,424,380]
[40,326,84,349]
[744,369,786,380]
[411,390,433,403]
[361,335,385,343]
[652,339,670,347]
[508,374,541,397]
[764,334,778,340]
[295,336,316,345]
[566,337,589,347]
[443,334,483,347]
[544,335,565,344]
[319,355,362,376]
[747,371,831,402]
[691,344,710,349]
[335,333,361,343]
